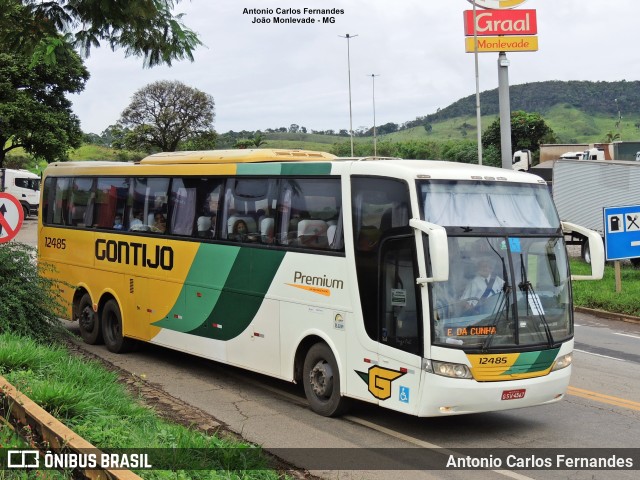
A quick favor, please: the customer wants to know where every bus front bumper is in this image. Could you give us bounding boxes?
[416,366,571,417]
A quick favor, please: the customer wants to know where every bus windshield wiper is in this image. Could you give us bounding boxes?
[481,282,511,352]
[519,256,554,348]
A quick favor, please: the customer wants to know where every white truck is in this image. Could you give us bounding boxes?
[553,159,640,266]
[512,149,532,171]
[559,151,585,160]
[0,168,41,218]
[582,147,607,161]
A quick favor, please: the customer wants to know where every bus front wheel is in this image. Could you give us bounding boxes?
[303,343,350,417]
[101,299,137,353]
[78,293,103,345]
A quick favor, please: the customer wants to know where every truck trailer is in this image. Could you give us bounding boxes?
[553,159,640,266]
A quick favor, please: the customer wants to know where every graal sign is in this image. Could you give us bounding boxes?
[467,0,528,9]
[464,9,537,36]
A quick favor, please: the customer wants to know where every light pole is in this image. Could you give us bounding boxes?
[369,74,379,157]
[469,0,483,165]
[339,33,358,156]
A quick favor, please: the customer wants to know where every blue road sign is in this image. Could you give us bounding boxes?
[603,205,640,261]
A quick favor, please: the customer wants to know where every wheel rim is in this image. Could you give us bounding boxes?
[105,311,119,342]
[309,360,334,399]
[79,305,95,332]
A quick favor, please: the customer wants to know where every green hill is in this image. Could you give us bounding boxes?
[255,80,640,148]
[9,80,639,167]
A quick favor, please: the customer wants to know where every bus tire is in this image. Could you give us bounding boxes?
[303,342,350,417]
[78,293,103,345]
[101,299,137,353]
[631,258,640,268]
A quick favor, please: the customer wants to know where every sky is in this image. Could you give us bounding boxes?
[70,0,640,135]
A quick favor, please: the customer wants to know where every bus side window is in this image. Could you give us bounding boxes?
[130,177,169,233]
[94,178,129,229]
[280,178,342,251]
[223,178,276,243]
[50,177,71,226]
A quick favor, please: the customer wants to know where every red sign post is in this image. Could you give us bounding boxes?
[0,192,25,243]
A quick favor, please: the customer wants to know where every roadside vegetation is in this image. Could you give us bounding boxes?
[570,259,640,317]
[0,241,286,479]
[0,334,283,479]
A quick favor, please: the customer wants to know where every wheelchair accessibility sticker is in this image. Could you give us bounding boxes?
[399,386,410,403]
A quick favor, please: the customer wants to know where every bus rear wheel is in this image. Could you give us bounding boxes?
[303,343,350,417]
[101,299,137,353]
[77,293,103,345]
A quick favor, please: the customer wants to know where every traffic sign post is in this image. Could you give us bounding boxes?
[603,204,640,293]
[0,192,25,244]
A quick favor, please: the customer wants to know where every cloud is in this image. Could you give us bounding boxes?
[70,0,640,135]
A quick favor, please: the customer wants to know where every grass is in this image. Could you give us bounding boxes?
[570,259,640,316]
[0,334,286,479]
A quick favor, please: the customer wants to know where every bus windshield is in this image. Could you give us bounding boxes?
[430,236,572,350]
[418,181,571,351]
[419,180,559,231]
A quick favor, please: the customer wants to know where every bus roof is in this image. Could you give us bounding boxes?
[140,149,337,164]
[43,150,546,185]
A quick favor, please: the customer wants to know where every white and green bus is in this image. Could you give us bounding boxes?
[39,149,604,417]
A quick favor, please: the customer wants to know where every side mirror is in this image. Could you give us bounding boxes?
[562,221,605,280]
[409,219,449,283]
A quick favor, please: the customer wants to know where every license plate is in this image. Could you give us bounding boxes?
[501,389,526,400]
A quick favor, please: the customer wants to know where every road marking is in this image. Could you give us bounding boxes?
[614,332,640,340]
[573,348,625,362]
[567,386,640,412]
[344,416,534,480]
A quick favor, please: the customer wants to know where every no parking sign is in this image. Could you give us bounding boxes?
[0,192,25,243]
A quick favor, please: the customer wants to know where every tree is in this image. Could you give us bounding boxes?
[0,46,89,168]
[1,0,201,68]
[604,131,621,143]
[234,139,255,149]
[482,110,556,159]
[252,133,266,148]
[119,80,215,152]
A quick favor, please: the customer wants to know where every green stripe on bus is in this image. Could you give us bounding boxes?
[281,163,332,175]
[236,162,332,176]
[188,247,286,340]
[502,348,560,375]
[237,163,283,175]
[155,245,286,340]
[152,244,241,332]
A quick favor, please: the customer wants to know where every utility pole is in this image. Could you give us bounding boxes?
[369,74,380,157]
[498,52,512,170]
[615,98,622,140]
[339,33,358,156]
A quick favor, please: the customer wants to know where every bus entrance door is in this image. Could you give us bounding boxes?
[376,235,423,414]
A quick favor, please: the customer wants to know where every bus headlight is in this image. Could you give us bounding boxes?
[551,353,572,371]
[423,359,473,379]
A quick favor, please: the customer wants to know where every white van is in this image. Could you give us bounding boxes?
[0,168,41,217]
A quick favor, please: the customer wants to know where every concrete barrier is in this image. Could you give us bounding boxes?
[0,375,142,479]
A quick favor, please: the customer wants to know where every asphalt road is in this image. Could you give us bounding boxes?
[62,311,640,480]
[12,219,640,479]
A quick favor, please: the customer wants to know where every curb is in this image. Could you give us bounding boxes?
[0,375,142,480]
[575,307,640,325]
